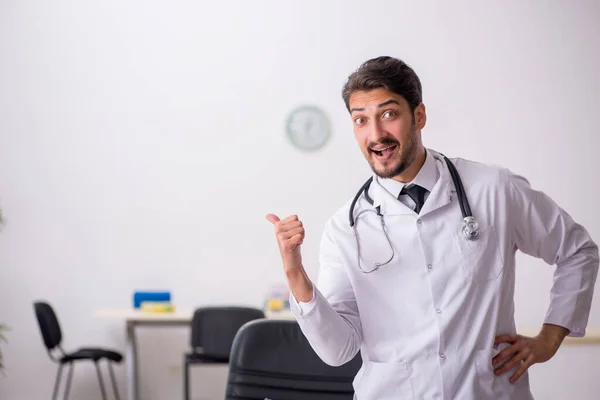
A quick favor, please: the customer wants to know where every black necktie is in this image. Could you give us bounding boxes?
[399,184,428,214]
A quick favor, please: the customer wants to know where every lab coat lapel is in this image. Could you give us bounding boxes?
[369,177,415,216]
[418,150,454,217]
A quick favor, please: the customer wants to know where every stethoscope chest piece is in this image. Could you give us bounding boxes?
[462,216,480,241]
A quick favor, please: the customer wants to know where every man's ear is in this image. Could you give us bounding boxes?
[414,103,427,130]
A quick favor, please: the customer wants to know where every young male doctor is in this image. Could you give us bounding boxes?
[266,56,599,399]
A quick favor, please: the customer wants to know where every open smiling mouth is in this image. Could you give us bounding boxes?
[371,145,398,159]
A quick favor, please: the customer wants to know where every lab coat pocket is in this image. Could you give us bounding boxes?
[474,348,515,399]
[354,360,414,400]
[456,225,504,282]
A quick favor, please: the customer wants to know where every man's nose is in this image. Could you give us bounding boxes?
[368,119,386,142]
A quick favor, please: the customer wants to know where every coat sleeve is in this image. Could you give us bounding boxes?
[289,218,363,366]
[504,168,599,337]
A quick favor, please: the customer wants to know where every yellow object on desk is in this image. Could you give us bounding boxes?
[140,301,176,313]
[266,298,284,311]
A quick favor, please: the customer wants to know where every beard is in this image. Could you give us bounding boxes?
[366,123,418,179]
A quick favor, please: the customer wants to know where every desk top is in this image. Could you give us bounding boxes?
[94,309,600,343]
[95,308,296,322]
[95,308,193,322]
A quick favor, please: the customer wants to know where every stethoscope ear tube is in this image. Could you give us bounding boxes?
[442,154,472,218]
[349,177,374,227]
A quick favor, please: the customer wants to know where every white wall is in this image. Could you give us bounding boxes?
[1,1,599,399]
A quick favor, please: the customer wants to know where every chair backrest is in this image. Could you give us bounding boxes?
[33,301,62,351]
[225,319,362,400]
[190,306,265,360]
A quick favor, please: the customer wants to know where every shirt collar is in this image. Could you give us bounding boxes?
[377,148,439,198]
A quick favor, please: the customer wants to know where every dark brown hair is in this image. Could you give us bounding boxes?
[342,56,423,113]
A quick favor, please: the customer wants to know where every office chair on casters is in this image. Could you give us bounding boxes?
[225,319,362,400]
[33,301,123,400]
[184,306,265,400]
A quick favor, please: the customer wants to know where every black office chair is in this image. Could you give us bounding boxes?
[33,301,123,400]
[184,306,265,400]
[225,319,362,400]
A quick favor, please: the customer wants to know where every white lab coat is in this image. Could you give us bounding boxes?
[289,148,599,400]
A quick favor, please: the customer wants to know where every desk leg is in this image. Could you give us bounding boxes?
[126,321,139,400]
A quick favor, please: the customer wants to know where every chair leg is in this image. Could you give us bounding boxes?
[94,361,108,400]
[108,362,121,400]
[52,364,64,400]
[63,363,74,400]
[184,356,190,400]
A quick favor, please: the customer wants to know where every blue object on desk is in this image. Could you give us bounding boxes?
[133,291,171,309]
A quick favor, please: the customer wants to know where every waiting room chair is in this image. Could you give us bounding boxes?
[184,306,265,400]
[225,319,362,400]
[33,301,123,400]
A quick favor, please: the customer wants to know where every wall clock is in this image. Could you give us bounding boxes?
[285,105,331,151]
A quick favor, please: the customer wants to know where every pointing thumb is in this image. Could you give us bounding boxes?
[265,214,281,225]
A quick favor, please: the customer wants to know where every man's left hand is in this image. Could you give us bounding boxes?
[493,324,570,384]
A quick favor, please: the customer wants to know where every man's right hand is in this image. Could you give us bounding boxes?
[266,213,314,302]
[265,214,304,271]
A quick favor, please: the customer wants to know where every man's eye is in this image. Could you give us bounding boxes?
[383,111,396,119]
[355,117,365,125]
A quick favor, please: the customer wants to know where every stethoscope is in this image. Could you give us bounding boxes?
[348,154,480,273]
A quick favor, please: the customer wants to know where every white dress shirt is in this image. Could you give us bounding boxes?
[379,148,439,209]
[290,148,599,400]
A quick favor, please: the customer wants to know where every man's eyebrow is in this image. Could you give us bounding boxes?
[378,99,400,108]
[350,99,400,113]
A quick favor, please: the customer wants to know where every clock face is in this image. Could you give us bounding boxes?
[285,106,330,151]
